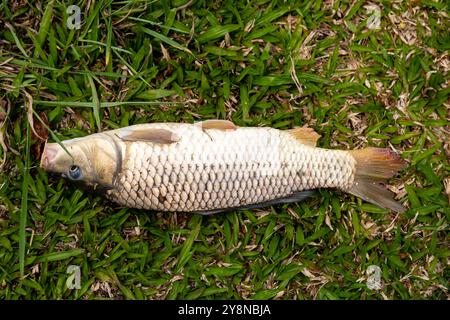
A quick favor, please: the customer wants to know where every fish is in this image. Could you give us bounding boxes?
[39,120,407,214]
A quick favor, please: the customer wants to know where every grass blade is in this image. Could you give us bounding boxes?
[129,16,191,34]
[197,24,240,43]
[86,73,102,132]
[79,39,133,55]
[33,0,54,58]
[32,109,73,158]
[176,215,201,272]
[137,89,176,100]
[139,26,193,55]
[19,121,30,276]
[38,248,85,262]
[34,100,181,107]
[5,23,29,58]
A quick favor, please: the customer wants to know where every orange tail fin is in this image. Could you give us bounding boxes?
[348,148,407,213]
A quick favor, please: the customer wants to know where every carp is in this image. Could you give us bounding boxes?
[40,120,406,214]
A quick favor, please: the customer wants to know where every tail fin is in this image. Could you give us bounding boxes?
[348,148,407,213]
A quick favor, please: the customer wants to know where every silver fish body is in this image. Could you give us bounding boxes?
[40,121,406,213]
[109,123,354,212]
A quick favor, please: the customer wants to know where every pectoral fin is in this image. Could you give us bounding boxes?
[117,128,180,144]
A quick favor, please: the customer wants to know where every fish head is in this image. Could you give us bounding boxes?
[40,134,120,190]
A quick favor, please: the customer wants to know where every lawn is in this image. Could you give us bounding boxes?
[0,0,448,299]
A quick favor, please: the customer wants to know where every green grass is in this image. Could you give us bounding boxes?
[0,0,449,299]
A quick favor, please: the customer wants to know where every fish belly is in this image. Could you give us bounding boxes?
[107,125,355,212]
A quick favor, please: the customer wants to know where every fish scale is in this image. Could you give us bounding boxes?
[105,124,355,212]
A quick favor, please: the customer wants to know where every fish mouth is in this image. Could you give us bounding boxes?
[40,141,61,171]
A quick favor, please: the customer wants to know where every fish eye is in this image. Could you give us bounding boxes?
[68,165,82,180]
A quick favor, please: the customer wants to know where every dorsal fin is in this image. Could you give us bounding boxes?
[195,119,237,131]
[286,127,320,147]
[117,128,180,144]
